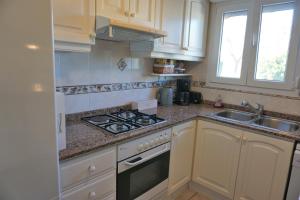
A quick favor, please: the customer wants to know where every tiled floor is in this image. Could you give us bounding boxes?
[175,189,211,200]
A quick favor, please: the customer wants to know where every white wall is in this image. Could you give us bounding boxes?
[55,40,160,114]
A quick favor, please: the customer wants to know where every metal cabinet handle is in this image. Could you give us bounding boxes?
[89,165,96,172]
[58,113,63,134]
[242,136,248,145]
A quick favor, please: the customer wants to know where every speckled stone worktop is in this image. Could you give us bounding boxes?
[59,104,300,161]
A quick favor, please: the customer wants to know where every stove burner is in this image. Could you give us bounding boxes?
[136,116,156,126]
[84,115,116,125]
[106,122,130,133]
[118,111,136,120]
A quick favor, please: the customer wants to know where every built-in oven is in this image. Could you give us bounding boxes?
[117,129,172,200]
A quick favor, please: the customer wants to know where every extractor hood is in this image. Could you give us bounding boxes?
[96,16,167,42]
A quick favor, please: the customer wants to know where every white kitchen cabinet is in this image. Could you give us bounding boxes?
[193,120,294,200]
[53,0,96,52]
[129,0,156,28]
[168,121,196,194]
[234,133,293,200]
[97,0,155,28]
[62,171,116,200]
[96,0,129,22]
[60,147,116,190]
[155,0,186,54]
[183,0,209,57]
[60,146,117,199]
[192,120,242,199]
[130,0,209,61]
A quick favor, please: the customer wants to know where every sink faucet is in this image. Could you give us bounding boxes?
[241,100,264,118]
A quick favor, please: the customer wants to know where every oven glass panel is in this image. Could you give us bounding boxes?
[117,151,170,200]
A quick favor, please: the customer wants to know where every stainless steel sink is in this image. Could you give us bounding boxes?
[214,110,257,121]
[213,109,300,133]
[252,117,300,132]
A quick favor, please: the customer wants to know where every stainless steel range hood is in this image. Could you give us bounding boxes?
[96,16,167,42]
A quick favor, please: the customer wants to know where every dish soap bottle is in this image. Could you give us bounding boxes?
[213,94,224,108]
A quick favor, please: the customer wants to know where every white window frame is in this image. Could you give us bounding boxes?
[208,0,254,85]
[207,0,300,91]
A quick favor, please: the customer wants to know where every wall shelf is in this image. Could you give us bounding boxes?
[151,73,192,77]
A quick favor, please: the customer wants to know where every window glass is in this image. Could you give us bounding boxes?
[255,3,294,82]
[217,10,248,79]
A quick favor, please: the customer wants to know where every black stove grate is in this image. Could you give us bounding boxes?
[82,110,166,135]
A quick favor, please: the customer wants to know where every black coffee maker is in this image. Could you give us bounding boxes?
[175,79,191,106]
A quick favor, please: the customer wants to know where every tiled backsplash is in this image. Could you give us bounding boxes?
[55,40,175,114]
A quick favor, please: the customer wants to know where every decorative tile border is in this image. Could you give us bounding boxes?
[56,80,177,95]
[192,81,300,101]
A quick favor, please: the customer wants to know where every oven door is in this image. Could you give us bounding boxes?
[117,143,170,200]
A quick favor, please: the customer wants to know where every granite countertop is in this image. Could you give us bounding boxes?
[59,104,300,161]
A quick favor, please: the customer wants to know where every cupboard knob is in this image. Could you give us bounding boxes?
[242,136,248,144]
[89,191,96,199]
[89,165,96,172]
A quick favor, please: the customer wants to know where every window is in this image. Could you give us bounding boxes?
[255,3,294,82]
[217,11,248,79]
[208,0,299,90]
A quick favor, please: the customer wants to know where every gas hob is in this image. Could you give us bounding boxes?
[82,110,166,135]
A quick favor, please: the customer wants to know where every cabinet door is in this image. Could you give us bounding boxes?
[183,0,209,57]
[168,121,196,194]
[155,0,185,54]
[97,0,129,22]
[129,0,155,28]
[53,0,95,45]
[234,133,293,200]
[192,120,242,199]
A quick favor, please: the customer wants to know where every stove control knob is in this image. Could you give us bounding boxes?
[155,138,160,144]
[157,137,162,143]
[164,135,169,141]
[150,140,155,146]
[138,144,144,151]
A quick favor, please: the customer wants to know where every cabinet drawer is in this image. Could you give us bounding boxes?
[62,171,116,200]
[61,147,116,190]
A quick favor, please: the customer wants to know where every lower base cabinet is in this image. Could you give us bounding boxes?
[193,120,294,200]
[234,131,293,200]
[60,146,116,200]
[168,121,196,194]
[62,171,116,200]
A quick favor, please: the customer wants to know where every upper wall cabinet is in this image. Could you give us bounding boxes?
[183,0,208,57]
[155,0,186,54]
[53,0,96,52]
[97,0,156,28]
[97,0,130,22]
[129,0,156,28]
[130,0,209,61]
